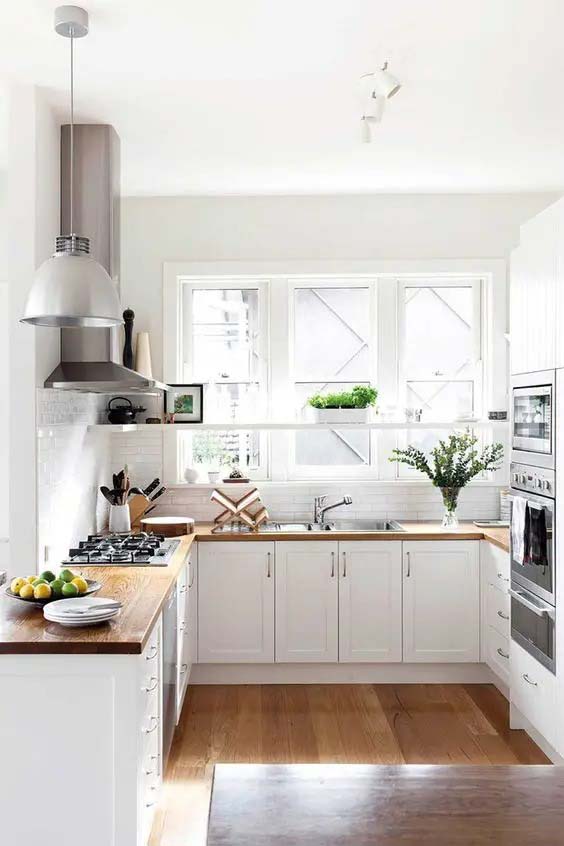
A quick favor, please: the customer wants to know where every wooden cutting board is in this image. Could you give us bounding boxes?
[140,516,195,537]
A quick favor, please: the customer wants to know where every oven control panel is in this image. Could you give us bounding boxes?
[510,462,555,498]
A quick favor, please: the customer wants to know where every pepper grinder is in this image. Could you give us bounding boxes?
[123,308,135,369]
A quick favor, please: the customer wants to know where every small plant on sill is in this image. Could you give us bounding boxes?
[308,384,378,410]
[389,431,504,529]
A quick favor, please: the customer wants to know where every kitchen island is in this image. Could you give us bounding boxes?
[0,522,509,846]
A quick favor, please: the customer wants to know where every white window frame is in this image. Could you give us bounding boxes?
[286,277,379,480]
[163,260,507,485]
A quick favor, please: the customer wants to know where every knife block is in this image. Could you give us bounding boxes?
[129,494,150,529]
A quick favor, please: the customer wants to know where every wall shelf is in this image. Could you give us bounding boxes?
[87,419,509,433]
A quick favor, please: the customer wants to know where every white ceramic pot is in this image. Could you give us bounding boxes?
[183,467,199,483]
[109,504,131,533]
[208,471,220,484]
[312,407,370,424]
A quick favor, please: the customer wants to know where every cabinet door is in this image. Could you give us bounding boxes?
[338,541,402,662]
[198,541,274,663]
[187,549,198,667]
[276,541,338,662]
[403,541,480,662]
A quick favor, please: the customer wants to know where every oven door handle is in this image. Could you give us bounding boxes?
[509,588,555,620]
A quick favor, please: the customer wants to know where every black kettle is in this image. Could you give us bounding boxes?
[107,397,146,425]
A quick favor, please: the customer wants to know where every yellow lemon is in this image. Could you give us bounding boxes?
[26,576,36,584]
[71,576,88,595]
[10,577,26,594]
[19,583,35,600]
[34,583,52,600]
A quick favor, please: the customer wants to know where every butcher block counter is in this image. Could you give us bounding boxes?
[0,522,508,655]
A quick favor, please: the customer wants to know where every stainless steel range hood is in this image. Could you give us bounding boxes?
[44,124,168,394]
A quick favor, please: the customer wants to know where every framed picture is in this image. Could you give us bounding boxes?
[165,384,204,423]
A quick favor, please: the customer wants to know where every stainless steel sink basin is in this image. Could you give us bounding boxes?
[327,519,405,532]
[255,519,405,533]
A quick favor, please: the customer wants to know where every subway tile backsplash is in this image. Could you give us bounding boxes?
[37,397,504,567]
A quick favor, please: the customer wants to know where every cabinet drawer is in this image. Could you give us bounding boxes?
[487,584,510,638]
[485,543,510,592]
[485,626,510,685]
[510,640,556,748]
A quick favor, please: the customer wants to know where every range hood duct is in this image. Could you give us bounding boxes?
[44,124,167,393]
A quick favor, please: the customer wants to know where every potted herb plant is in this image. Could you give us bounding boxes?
[308,385,378,423]
[389,432,504,528]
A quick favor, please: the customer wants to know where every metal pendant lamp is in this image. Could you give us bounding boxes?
[21,5,121,328]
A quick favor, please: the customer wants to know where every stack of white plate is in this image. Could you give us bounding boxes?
[44,596,122,627]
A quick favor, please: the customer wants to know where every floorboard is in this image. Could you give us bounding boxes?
[148,682,550,846]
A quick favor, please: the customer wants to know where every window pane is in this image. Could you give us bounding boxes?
[191,288,260,381]
[395,427,479,479]
[406,380,474,419]
[180,429,262,482]
[404,285,474,379]
[205,382,266,422]
[294,287,370,380]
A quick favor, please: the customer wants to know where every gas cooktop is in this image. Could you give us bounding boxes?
[63,532,180,567]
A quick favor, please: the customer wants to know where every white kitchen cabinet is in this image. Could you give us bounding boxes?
[276,541,339,662]
[176,553,194,722]
[511,639,557,749]
[338,541,402,662]
[198,541,274,663]
[510,197,561,374]
[402,541,480,662]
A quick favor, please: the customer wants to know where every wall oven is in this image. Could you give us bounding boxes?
[510,462,556,673]
[511,370,555,469]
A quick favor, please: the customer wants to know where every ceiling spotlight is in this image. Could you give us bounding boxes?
[364,94,385,123]
[372,61,401,99]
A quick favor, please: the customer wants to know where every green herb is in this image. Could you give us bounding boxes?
[389,431,504,489]
[308,385,378,410]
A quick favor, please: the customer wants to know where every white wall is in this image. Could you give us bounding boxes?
[122,192,556,380]
[7,85,60,575]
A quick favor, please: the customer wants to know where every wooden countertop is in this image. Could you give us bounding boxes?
[0,522,508,656]
[207,763,563,846]
[0,535,196,655]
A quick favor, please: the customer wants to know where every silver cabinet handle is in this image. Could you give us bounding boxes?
[143,716,159,734]
[406,551,411,578]
[179,586,187,594]
[497,572,509,582]
[145,645,158,661]
[142,676,159,693]
[267,551,271,578]
[509,588,554,619]
[497,610,509,620]
[188,561,195,588]
[523,673,538,686]
[179,621,186,632]
[342,551,347,578]
[497,647,509,659]
[180,663,188,674]
[143,754,158,775]
[331,551,335,578]
[145,801,156,808]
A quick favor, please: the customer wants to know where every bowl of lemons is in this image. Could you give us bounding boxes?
[5,569,101,606]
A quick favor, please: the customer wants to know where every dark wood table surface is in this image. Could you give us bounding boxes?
[207,763,564,845]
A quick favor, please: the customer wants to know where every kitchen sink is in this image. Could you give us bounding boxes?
[213,519,405,534]
[327,519,405,532]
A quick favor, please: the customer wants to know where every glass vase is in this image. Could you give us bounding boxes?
[440,487,461,529]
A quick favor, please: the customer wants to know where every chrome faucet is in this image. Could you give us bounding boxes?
[313,495,353,524]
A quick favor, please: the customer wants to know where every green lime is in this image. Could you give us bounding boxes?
[32,578,49,586]
[61,582,79,598]
[49,578,65,598]
[39,570,56,583]
[59,569,75,583]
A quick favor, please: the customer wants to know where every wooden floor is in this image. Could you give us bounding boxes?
[149,683,550,846]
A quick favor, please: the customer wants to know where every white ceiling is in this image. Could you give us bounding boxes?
[1,0,564,195]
